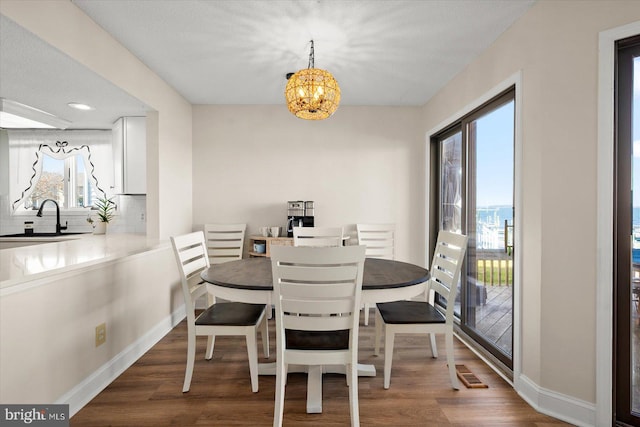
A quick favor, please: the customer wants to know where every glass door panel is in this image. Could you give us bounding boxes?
[464,100,514,361]
[615,35,640,425]
[435,89,515,368]
[439,130,463,317]
[633,54,640,415]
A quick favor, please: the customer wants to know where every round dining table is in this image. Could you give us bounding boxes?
[200,256,429,305]
[200,256,429,414]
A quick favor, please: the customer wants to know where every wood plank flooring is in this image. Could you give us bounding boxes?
[71,312,568,426]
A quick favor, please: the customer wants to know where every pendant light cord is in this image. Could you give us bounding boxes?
[308,40,315,69]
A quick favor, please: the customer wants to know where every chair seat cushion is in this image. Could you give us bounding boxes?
[195,302,265,326]
[377,300,446,324]
[285,329,349,350]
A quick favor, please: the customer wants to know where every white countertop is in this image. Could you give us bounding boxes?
[0,233,168,290]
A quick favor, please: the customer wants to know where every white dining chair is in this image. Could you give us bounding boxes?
[203,223,246,264]
[293,226,343,247]
[356,223,396,325]
[374,230,467,390]
[270,245,366,427]
[170,231,269,393]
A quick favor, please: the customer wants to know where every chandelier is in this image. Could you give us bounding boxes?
[285,40,340,120]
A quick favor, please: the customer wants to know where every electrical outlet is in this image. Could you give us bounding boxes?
[95,323,106,347]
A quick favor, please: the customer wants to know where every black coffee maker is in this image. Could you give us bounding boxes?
[287,201,314,237]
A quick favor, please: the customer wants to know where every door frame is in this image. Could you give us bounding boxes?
[597,20,640,426]
[425,71,522,383]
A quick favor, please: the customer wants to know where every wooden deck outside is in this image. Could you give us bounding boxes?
[475,284,513,356]
[467,248,514,357]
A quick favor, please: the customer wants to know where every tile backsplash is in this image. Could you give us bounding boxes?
[0,194,146,236]
[107,195,147,234]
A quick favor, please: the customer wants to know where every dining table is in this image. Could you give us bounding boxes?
[200,256,429,413]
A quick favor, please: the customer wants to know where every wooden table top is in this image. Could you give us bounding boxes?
[201,257,429,291]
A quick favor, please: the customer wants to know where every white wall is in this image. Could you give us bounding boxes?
[192,105,425,265]
[0,0,193,239]
[420,0,640,417]
[0,246,182,414]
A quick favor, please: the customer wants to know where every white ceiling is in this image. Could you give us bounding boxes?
[0,0,535,129]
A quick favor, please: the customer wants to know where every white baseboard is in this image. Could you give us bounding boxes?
[516,374,596,427]
[58,305,186,417]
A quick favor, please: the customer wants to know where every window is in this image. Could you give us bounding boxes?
[26,153,97,209]
[7,130,112,213]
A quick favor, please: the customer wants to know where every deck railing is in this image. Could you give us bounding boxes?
[474,249,513,286]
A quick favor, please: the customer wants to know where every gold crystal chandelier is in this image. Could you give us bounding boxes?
[285,40,340,120]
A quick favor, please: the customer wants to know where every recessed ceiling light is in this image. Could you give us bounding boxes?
[67,102,94,111]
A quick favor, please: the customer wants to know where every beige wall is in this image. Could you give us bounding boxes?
[0,0,193,239]
[192,105,425,265]
[421,0,640,404]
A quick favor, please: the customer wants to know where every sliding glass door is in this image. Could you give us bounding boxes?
[434,88,515,368]
[615,35,640,427]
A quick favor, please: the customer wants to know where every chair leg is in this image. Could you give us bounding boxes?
[429,332,438,358]
[205,335,215,360]
[346,364,350,386]
[273,359,286,427]
[246,331,260,393]
[374,310,383,356]
[260,314,270,359]
[348,363,360,427]
[445,330,459,390]
[183,330,196,392]
[383,329,395,389]
[363,303,370,326]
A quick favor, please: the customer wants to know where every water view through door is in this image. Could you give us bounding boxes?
[437,89,514,367]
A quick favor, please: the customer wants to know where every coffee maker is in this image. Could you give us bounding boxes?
[286,201,315,237]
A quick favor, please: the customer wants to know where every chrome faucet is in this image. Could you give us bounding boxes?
[36,199,67,234]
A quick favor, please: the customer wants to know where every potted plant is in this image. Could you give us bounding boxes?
[87,196,116,235]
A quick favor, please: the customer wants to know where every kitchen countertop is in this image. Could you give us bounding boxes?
[0,233,168,291]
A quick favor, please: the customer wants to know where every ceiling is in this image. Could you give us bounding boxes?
[0,0,535,129]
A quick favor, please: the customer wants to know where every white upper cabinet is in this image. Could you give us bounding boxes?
[112,116,146,194]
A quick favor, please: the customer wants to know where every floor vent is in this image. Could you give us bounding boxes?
[455,364,488,388]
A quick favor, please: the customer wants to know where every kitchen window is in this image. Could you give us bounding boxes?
[27,152,96,209]
[8,129,112,213]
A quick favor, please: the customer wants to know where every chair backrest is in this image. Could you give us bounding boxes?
[203,223,246,264]
[270,245,366,355]
[356,223,395,260]
[170,231,211,324]
[428,231,468,322]
[293,226,343,247]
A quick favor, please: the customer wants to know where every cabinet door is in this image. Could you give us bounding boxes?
[111,117,124,193]
[123,117,146,194]
[112,117,146,194]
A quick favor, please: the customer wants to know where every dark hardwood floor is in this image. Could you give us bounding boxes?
[71,312,569,426]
